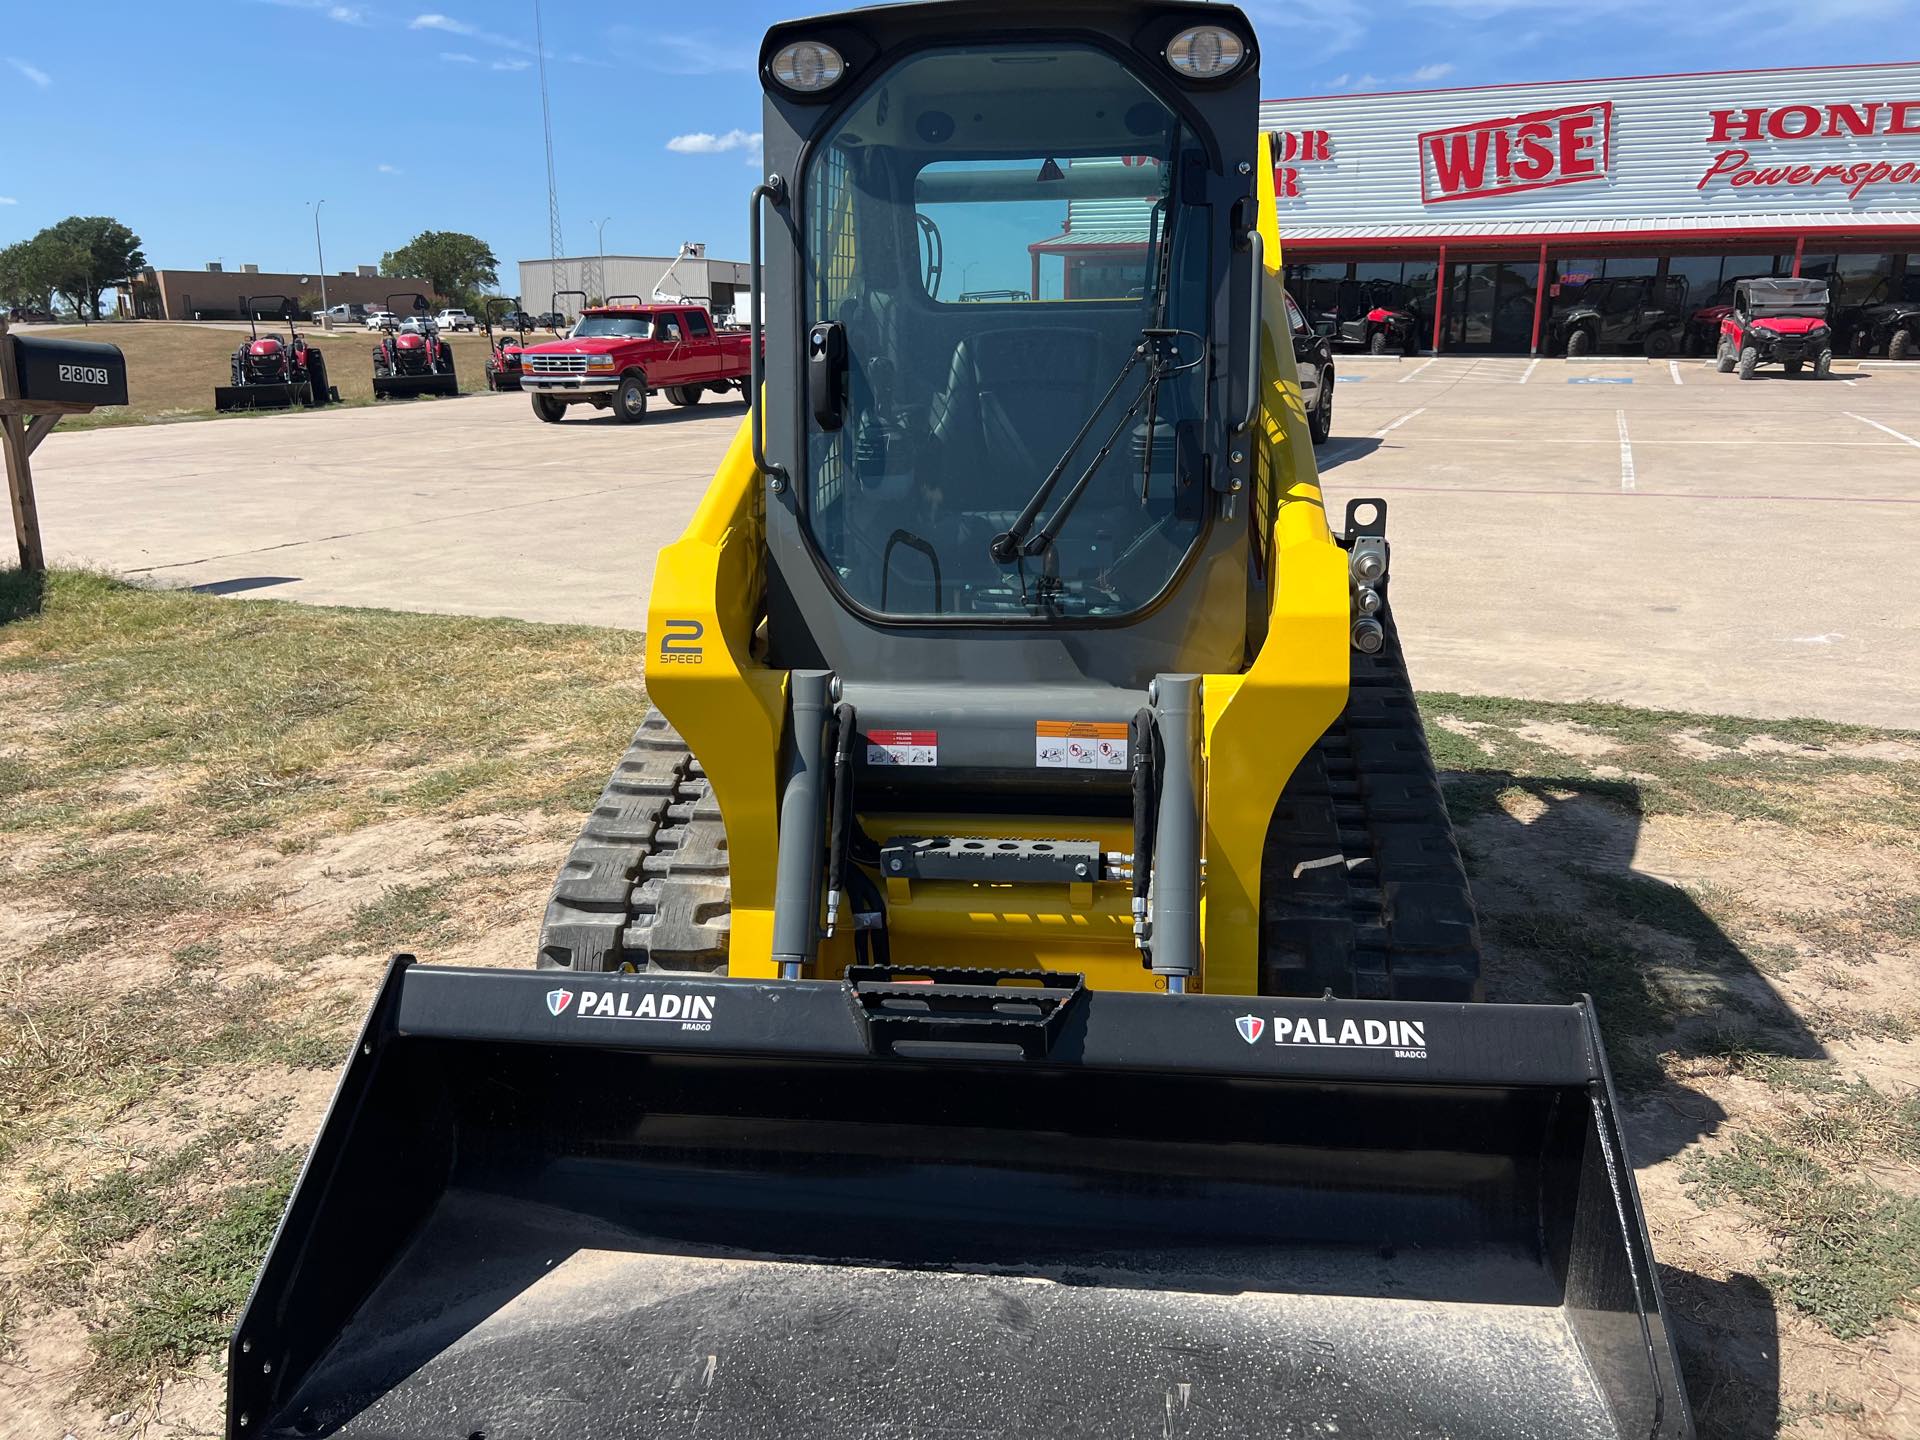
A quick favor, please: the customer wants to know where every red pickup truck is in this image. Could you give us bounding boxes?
[518,302,752,423]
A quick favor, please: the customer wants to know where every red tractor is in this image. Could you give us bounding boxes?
[371,293,459,400]
[213,295,339,412]
[1716,277,1834,380]
[481,299,530,392]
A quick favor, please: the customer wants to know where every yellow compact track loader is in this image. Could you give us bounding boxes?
[229,5,1692,1436]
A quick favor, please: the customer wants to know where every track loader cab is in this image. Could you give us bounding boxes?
[654,0,1393,1000]
[226,7,1694,1438]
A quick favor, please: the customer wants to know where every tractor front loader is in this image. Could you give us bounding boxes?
[229,5,1692,1437]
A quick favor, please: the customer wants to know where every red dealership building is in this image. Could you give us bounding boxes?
[1259,62,1920,354]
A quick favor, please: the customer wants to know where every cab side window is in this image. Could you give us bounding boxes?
[686,310,711,338]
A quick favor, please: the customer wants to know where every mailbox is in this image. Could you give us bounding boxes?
[9,334,129,408]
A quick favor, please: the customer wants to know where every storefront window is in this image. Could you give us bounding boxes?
[1284,260,1348,318]
[1828,253,1896,308]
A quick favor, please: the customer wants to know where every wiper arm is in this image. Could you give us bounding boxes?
[989,332,1161,565]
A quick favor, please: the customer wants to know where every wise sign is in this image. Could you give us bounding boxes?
[1418,101,1612,204]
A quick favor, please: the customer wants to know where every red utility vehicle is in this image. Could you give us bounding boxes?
[517,294,752,424]
[213,295,338,412]
[1716,277,1833,380]
[371,293,458,400]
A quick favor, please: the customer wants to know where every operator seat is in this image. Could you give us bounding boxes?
[928,326,1108,512]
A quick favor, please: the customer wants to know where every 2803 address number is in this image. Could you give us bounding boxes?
[57,363,112,386]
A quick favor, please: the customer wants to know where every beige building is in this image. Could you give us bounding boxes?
[118,265,437,322]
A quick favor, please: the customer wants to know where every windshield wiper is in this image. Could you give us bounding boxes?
[989,329,1185,566]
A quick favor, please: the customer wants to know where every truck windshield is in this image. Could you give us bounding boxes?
[572,316,653,338]
[800,42,1209,622]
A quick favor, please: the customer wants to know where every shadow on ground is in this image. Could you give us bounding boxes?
[1,564,45,623]
[1443,769,1817,1438]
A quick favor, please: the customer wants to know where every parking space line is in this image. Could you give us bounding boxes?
[1398,358,1438,383]
[1376,407,1427,437]
[1616,410,1635,491]
[1669,360,1683,385]
[1845,412,1920,448]
[1520,358,1540,384]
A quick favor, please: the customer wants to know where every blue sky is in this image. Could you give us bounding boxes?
[0,0,1908,287]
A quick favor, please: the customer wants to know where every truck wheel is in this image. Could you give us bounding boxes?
[614,374,648,423]
[1307,371,1333,444]
[1566,328,1592,357]
[666,385,702,407]
[1783,357,1803,376]
[1737,346,1758,380]
[1715,340,1736,374]
[532,394,567,424]
[1892,329,1915,361]
[1368,330,1387,355]
[1815,349,1834,379]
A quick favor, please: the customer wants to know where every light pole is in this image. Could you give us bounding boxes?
[310,200,329,322]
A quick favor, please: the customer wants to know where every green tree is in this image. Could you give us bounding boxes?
[36,216,146,321]
[0,235,61,313]
[379,231,499,310]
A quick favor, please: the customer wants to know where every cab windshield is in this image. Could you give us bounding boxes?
[572,315,654,338]
[801,43,1210,621]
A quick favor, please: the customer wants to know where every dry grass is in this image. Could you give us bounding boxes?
[1,573,1916,1437]
[30,322,509,430]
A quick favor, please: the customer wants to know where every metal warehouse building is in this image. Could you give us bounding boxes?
[517,248,751,323]
[1262,62,1920,355]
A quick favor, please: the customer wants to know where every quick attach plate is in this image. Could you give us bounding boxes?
[880,836,1103,884]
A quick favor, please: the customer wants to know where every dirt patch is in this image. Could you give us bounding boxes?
[1511,719,1622,759]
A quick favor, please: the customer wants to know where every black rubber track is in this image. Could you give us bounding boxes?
[538,605,1480,998]
[1259,601,1482,1001]
[536,710,729,973]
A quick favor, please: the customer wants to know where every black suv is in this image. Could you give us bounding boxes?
[1833,273,1920,359]
[1550,275,1689,357]
[1284,290,1335,445]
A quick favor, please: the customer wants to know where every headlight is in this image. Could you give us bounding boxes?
[1166,25,1245,79]
[770,39,845,93]
[586,355,617,370]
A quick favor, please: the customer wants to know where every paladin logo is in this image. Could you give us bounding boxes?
[1240,1013,1430,1060]
[575,988,717,1032]
[546,988,574,1017]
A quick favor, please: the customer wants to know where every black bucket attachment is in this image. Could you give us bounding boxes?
[229,962,1692,1439]
[372,372,459,400]
[214,382,309,412]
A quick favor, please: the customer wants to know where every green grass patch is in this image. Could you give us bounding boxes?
[1423,692,1920,839]
[85,1152,301,1401]
[1685,1132,1920,1340]
[0,570,646,839]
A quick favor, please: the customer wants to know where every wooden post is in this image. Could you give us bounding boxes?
[0,314,46,574]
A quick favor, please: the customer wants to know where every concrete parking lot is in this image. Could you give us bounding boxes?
[10,358,1920,726]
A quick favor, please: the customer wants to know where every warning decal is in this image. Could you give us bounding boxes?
[866,729,938,766]
[1036,720,1129,771]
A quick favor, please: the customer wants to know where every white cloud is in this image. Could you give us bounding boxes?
[666,128,761,156]
[0,196,16,205]
[491,58,530,72]
[1327,72,1350,87]
[409,13,473,35]
[439,51,477,63]
[257,0,367,22]
[377,162,403,174]
[7,57,51,88]
[1408,62,1455,82]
